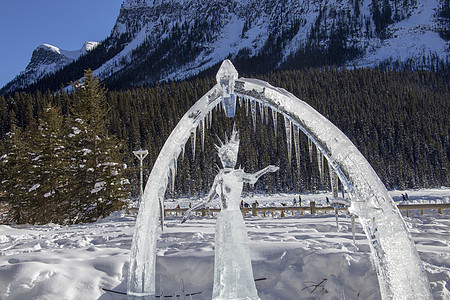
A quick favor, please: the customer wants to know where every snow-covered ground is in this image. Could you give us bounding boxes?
[0,188,448,299]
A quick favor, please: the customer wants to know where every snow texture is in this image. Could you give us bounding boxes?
[0,189,449,299]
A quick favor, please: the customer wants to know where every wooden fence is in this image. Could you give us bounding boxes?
[129,202,450,218]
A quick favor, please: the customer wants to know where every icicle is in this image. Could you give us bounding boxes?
[173,155,178,175]
[169,160,176,192]
[205,111,209,130]
[293,125,301,169]
[251,100,257,131]
[308,138,313,163]
[259,102,264,124]
[200,118,205,151]
[181,143,186,160]
[209,109,213,128]
[180,278,186,300]
[190,130,196,158]
[264,105,269,125]
[284,115,292,166]
[159,276,164,298]
[328,161,339,198]
[317,150,324,184]
[245,97,249,116]
[272,108,277,137]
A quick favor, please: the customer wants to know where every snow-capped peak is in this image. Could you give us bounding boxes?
[38,43,61,54]
[82,41,101,53]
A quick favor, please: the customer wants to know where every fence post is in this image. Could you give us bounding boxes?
[310,201,316,214]
[252,203,257,217]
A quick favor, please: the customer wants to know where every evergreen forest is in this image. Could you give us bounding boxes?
[0,67,448,224]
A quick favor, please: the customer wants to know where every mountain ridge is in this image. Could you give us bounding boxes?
[1,0,448,94]
[2,42,100,94]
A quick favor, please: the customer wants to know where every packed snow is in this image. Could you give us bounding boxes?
[0,188,448,299]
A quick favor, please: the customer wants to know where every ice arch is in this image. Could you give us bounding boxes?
[127,60,432,299]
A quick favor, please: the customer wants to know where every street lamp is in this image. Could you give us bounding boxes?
[133,149,148,204]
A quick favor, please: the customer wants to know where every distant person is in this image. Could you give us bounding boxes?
[299,195,302,206]
[293,198,297,206]
[405,193,409,200]
[326,197,329,204]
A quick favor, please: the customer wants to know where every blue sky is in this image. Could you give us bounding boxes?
[0,0,124,88]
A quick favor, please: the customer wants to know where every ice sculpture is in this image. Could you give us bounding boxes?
[182,129,278,300]
[217,59,238,118]
[127,60,432,299]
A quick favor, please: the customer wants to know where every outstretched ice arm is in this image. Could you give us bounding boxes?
[243,165,279,185]
[181,173,221,223]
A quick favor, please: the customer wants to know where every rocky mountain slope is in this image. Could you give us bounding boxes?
[2,42,99,93]
[2,0,448,94]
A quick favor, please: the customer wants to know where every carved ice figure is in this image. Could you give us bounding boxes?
[216,59,238,118]
[182,128,278,300]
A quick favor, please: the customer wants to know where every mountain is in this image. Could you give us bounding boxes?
[1,42,100,94]
[2,0,449,94]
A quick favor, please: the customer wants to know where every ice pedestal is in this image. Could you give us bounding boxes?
[213,209,260,300]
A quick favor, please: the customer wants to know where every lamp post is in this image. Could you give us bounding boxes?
[133,149,148,204]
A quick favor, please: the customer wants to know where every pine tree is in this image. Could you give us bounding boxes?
[26,103,72,223]
[67,70,129,223]
[0,115,34,223]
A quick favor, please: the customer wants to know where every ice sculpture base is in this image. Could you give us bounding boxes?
[213,209,260,300]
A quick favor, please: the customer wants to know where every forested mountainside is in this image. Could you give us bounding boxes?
[2,0,449,95]
[1,68,448,223]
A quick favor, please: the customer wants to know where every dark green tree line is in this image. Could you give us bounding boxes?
[1,67,448,225]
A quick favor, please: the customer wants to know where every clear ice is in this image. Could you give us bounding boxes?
[251,100,257,131]
[284,115,292,166]
[271,108,277,137]
[128,60,432,300]
[182,128,278,300]
[293,125,301,169]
